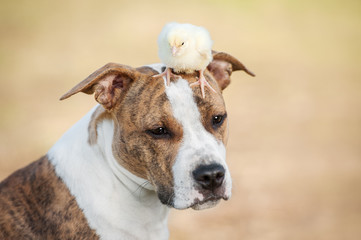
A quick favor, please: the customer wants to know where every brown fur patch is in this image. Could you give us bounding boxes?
[0,157,99,239]
[136,66,159,75]
[88,105,110,145]
[109,75,182,196]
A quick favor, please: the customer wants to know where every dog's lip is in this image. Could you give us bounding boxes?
[190,194,229,208]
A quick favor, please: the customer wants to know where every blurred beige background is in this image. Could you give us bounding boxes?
[1,0,360,239]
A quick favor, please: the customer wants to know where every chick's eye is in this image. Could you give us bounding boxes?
[146,127,171,139]
[181,42,184,45]
[212,114,227,129]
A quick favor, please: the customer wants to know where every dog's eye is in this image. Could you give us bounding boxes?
[146,127,171,139]
[212,114,227,129]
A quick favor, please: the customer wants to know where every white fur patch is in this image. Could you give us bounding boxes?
[48,105,169,240]
[165,78,232,209]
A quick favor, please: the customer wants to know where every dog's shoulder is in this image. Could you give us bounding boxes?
[0,156,99,239]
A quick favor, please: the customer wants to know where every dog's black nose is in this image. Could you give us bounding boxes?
[193,164,225,191]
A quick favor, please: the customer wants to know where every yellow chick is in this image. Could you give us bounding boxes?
[153,22,215,98]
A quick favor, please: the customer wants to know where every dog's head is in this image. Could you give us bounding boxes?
[60,51,254,210]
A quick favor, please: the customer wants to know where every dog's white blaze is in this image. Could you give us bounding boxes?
[165,78,232,209]
[48,106,169,240]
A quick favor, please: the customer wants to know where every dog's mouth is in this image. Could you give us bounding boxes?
[190,194,229,210]
[157,179,232,210]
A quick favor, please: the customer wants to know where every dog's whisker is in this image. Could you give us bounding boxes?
[131,180,152,200]
[166,192,175,207]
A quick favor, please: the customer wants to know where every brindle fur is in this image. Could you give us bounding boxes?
[0,157,99,239]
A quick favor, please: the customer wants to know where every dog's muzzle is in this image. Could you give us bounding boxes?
[189,163,228,210]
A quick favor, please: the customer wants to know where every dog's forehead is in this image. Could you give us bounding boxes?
[165,78,200,123]
[144,64,225,111]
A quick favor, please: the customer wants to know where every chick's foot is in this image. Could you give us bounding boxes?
[190,70,216,98]
[152,67,179,86]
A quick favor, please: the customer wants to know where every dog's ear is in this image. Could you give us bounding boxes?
[207,51,255,90]
[60,63,140,110]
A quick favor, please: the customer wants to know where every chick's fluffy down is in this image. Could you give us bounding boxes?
[157,22,213,73]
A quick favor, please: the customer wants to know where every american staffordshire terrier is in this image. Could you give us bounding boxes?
[0,51,254,239]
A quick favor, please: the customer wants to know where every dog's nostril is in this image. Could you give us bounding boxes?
[216,171,224,180]
[192,164,225,191]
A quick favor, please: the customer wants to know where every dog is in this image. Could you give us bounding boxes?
[0,51,254,239]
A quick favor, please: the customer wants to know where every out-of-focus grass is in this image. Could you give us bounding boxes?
[1,0,360,239]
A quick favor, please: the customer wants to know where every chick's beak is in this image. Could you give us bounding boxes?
[171,46,178,56]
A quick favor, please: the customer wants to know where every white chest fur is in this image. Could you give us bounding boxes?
[48,106,170,240]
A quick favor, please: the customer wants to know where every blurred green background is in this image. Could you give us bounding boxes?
[1,0,360,239]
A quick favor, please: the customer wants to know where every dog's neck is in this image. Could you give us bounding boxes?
[48,106,170,239]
